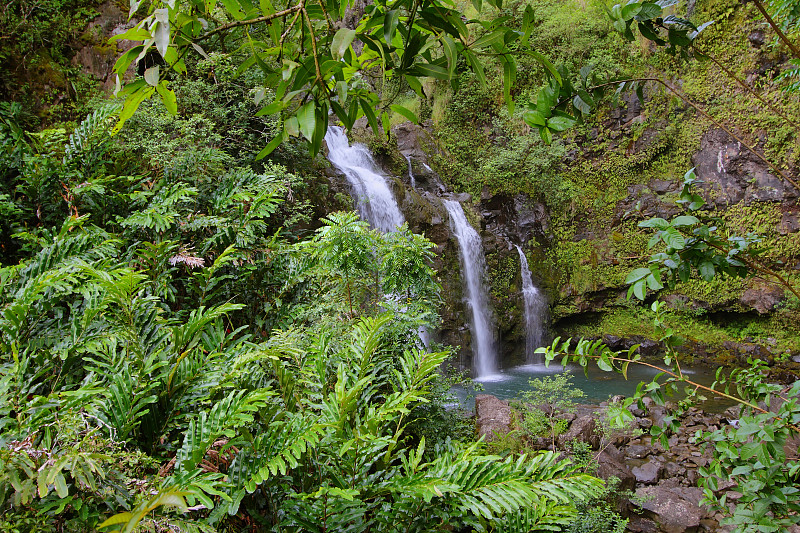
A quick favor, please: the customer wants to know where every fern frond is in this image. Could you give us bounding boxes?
[175,389,273,473]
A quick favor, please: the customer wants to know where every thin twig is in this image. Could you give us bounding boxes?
[752,0,800,59]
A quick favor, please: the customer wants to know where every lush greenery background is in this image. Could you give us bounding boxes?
[2,0,800,530]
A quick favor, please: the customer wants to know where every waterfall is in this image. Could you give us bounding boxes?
[515,245,549,362]
[404,155,416,189]
[324,126,405,233]
[443,199,498,379]
[325,126,433,348]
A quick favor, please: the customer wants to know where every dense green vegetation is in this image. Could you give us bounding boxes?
[2,0,800,530]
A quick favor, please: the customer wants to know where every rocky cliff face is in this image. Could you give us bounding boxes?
[334,107,800,374]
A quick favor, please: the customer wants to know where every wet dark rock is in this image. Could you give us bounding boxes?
[633,459,665,485]
[748,30,766,48]
[692,129,795,207]
[596,444,636,491]
[558,415,600,449]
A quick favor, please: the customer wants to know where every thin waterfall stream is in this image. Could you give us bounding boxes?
[515,245,549,361]
[443,199,499,379]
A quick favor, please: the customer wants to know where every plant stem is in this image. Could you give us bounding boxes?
[196,6,303,43]
[692,45,800,132]
[751,0,800,59]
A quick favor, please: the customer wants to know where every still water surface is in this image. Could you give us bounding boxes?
[452,362,732,412]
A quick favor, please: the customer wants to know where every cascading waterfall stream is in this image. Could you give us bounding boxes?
[443,199,499,379]
[324,126,405,232]
[515,245,549,362]
[324,126,432,347]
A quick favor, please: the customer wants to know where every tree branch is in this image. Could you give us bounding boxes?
[196,6,303,43]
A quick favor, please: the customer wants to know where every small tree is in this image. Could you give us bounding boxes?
[516,372,586,449]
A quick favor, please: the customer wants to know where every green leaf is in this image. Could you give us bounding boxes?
[639,217,670,229]
[144,66,160,86]
[546,115,575,132]
[625,267,651,284]
[573,94,591,114]
[621,2,642,20]
[221,0,245,20]
[503,58,516,114]
[633,280,646,300]
[296,102,316,143]
[360,98,381,138]
[662,227,685,250]
[54,473,68,498]
[259,0,275,15]
[384,10,399,46]
[471,29,506,49]
[390,104,419,124]
[671,215,699,227]
[156,82,177,115]
[636,2,662,20]
[523,108,547,127]
[331,28,356,60]
[442,35,458,78]
[527,50,561,85]
[412,62,450,80]
[539,126,552,144]
[698,261,715,281]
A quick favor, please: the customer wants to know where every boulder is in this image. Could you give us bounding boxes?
[635,485,706,533]
[633,459,665,485]
[558,415,600,449]
[475,395,512,441]
[739,285,785,314]
[595,445,636,491]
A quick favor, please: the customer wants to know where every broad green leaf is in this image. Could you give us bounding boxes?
[523,109,546,127]
[503,58,516,114]
[573,94,591,114]
[412,62,450,80]
[662,227,685,250]
[527,50,561,85]
[625,267,651,284]
[671,215,699,227]
[546,115,576,131]
[471,29,506,49]
[296,102,316,142]
[360,98,381,138]
[698,261,715,281]
[259,0,275,15]
[390,104,419,123]
[332,28,356,60]
[255,128,284,160]
[156,82,177,114]
[384,10,399,46]
[539,126,552,144]
[221,0,245,20]
[621,2,642,19]
[638,217,670,230]
[109,26,152,43]
[633,280,646,300]
[144,66,160,86]
[636,2,662,20]
[442,35,458,78]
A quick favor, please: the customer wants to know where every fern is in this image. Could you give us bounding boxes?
[175,389,273,473]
